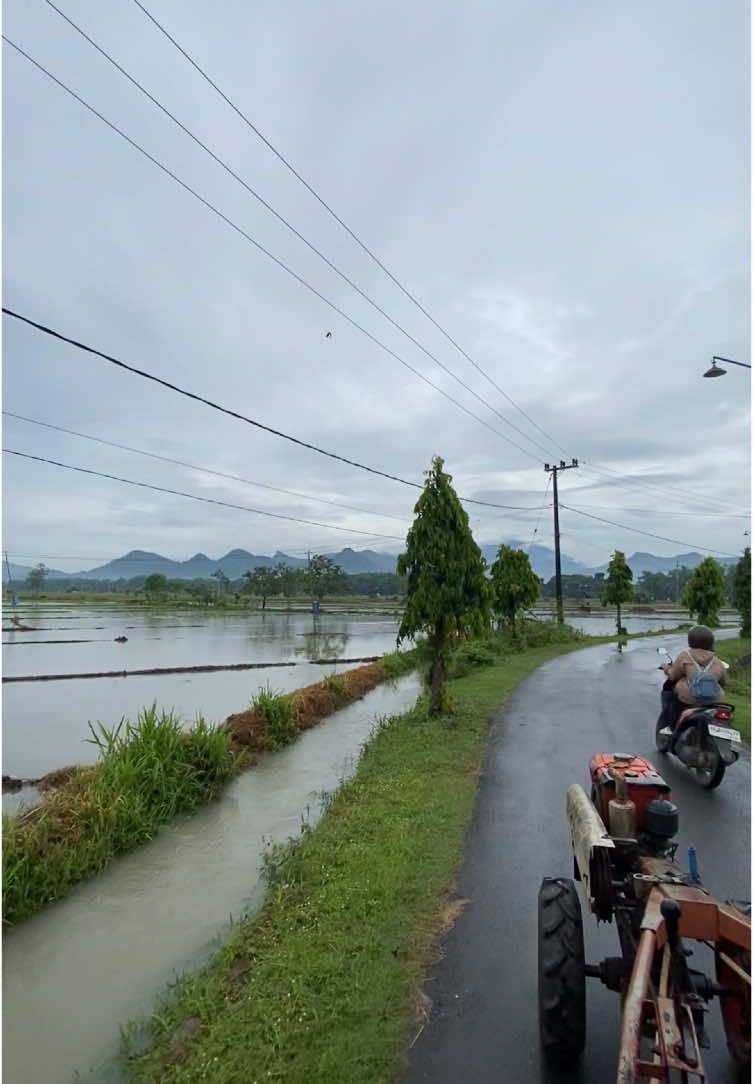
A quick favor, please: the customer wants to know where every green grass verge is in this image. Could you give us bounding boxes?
[717,637,751,742]
[2,708,243,926]
[122,631,592,1083]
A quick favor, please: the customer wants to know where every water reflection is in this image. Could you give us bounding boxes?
[295,622,351,660]
[3,607,401,778]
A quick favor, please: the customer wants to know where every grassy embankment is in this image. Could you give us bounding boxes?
[2,652,416,926]
[718,636,751,741]
[122,623,596,1083]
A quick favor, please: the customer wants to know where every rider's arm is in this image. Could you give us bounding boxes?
[665,653,689,684]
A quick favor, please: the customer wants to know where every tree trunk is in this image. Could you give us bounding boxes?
[617,602,622,635]
[262,595,266,611]
[430,624,447,714]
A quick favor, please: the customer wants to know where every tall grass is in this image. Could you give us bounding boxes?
[381,649,419,681]
[3,706,241,925]
[250,685,297,750]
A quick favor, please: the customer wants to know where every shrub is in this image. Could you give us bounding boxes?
[447,640,500,678]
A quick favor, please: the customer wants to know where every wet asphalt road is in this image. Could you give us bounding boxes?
[403,635,750,1084]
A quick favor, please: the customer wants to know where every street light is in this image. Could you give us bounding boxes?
[702,355,751,378]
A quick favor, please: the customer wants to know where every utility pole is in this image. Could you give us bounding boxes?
[544,459,579,624]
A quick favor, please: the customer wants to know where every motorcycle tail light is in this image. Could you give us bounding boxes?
[714,709,731,721]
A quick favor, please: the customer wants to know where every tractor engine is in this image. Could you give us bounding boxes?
[589,753,679,856]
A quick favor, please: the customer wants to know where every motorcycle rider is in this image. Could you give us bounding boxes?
[659,625,727,729]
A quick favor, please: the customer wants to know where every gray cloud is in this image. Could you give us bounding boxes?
[3,0,750,573]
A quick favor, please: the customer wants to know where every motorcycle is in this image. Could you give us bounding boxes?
[655,647,741,789]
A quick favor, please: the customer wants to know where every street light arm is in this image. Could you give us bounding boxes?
[713,356,751,369]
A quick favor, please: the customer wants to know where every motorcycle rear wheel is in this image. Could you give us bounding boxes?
[695,733,725,789]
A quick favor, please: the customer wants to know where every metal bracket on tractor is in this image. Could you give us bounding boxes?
[538,753,751,1083]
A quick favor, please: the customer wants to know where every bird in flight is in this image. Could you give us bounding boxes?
[325,331,332,338]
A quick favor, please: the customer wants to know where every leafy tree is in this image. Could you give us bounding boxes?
[731,547,751,638]
[346,572,407,597]
[490,545,541,629]
[211,569,229,597]
[637,566,693,603]
[682,558,726,628]
[305,555,346,602]
[601,551,633,635]
[25,563,48,597]
[243,567,277,610]
[186,580,214,604]
[542,573,597,600]
[144,572,168,599]
[397,456,489,713]
[275,562,298,608]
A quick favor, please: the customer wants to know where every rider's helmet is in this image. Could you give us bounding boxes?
[688,625,714,650]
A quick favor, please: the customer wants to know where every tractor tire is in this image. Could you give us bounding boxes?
[655,713,671,754]
[538,877,586,1067]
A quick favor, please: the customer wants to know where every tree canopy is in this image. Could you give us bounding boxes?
[490,545,541,628]
[397,456,489,712]
[25,563,48,596]
[305,555,346,601]
[143,573,167,598]
[731,547,750,637]
[682,558,726,628]
[601,551,633,634]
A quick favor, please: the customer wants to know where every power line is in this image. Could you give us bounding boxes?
[3,411,410,523]
[1,309,544,512]
[577,462,742,515]
[4,448,407,539]
[130,0,566,455]
[3,36,544,464]
[563,501,750,520]
[559,502,740,558]
[39,0,554,462]
[526,473,552,553]
[130,0,749,519]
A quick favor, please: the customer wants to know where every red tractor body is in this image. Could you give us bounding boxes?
[589,753,671,834]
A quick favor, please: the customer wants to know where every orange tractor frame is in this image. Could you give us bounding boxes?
[538,753,750,1082]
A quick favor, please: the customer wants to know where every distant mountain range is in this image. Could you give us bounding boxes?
[3,544,737,585]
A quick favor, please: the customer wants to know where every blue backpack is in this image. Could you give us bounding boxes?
[687,651,722,703]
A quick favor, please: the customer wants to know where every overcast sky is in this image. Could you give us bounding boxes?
[3,0,750,573]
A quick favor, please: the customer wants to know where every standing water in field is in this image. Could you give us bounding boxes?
[3,604,403,780]
[2,672,422,1084]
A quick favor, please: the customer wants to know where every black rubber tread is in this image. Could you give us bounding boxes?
[655,713,671,753]
[698,734,725,789]
[538,877,586,1066]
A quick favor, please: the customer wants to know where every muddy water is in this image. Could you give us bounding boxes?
[2,672,422,1084]
[3,605,403,780]
[4,602,728,782]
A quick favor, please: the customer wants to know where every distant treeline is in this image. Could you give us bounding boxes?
[8,561,741,608]
[542,565,739,604]
[11,569,408,600]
